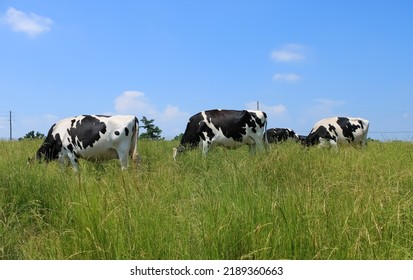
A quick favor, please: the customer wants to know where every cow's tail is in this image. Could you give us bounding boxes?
[362,118,370,147]
[131,117,139,162]
[263,114,269,150]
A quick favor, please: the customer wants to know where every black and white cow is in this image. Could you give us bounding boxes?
[267,128,299,143]
[173,109,268,160]
[305,117,370,148]
[35,115,139,170]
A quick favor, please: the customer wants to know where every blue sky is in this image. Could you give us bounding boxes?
[1,0,412,140]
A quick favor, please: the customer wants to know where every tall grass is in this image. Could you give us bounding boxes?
[0,139,412,259]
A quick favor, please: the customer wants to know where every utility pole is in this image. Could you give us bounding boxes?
[257,101,260,110]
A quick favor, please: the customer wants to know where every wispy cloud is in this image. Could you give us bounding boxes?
[114,91,157,115]
[246,101,287,115]
[307,98,346,117]
[271,44,306,83]
[114,90,190,138]
[273,73,301,82]
[271,44,306,62]
[3,7,53,37]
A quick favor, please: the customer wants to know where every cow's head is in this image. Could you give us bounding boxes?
[286,129,299,141]
[34,132,63,162]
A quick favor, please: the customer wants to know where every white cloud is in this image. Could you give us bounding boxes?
[3,7,52,37]
[161,105,189,121]
[114,91,157,115]
[273,73,301,82]
[271,44,305,62]
[114,91,190,138]
[304,98,346,119]
[246,101,287,115]
[316,98,346,110]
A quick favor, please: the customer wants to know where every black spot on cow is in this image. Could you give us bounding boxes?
[67,115,107,149]
[125,127,129,136]
[328,124,338,136]
[36,127,62,161]
[336,117,361,141]
[76,139,82,149]
[252,112,267,128]
[115,131,120,136]
[67,143,74,153]
[306,126,336,146]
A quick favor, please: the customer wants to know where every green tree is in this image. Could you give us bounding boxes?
[139,116,163,140]
[173,133,183,141]
[19,130,45,140]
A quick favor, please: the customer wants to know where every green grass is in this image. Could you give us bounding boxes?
[1,139,412,259]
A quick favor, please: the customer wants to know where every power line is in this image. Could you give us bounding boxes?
[369,131,413,134]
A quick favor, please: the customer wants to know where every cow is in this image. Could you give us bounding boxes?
[298,134,308,144]
[304,117,370,148]
[173,109,268,160]
[34,115,139,171]
[267,128,299,143]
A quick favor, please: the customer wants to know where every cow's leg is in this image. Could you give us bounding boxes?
[66,152,79,171]
[58,152,68,165]
[58,150,78,171]
[330,140,338,151]
[249,143,257,154]
[116,148,129,170]
[255,138,266,152]
[360,137,368,147]
[119,155,128,170]
[318,138,329,148]
[200,139,210,156]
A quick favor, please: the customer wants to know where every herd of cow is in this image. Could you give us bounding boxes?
[33,109,370,171]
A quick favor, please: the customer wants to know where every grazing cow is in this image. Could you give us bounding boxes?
[267,128,299,143]
[298,135,308,144]
[173,109,267,160]
[305,117,370,148]
[35,115,139,170]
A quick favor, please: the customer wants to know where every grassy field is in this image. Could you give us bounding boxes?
[0,139,412,260]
